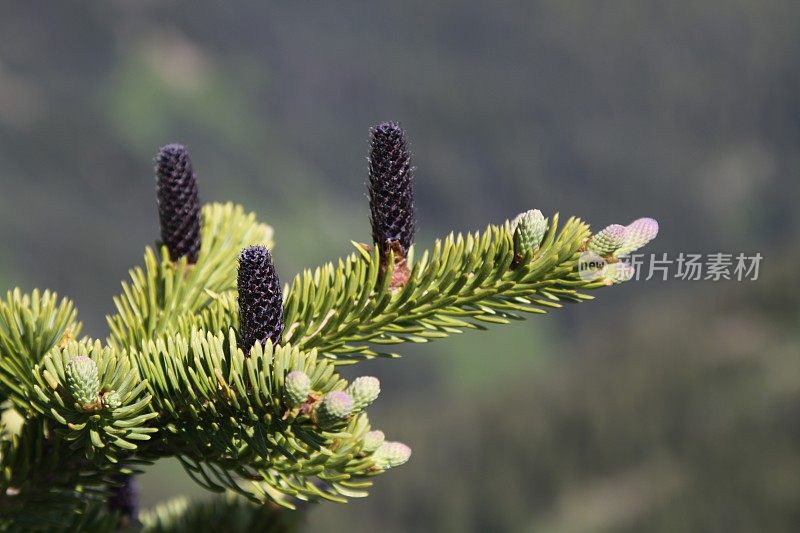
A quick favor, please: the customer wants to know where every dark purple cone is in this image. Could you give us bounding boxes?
[368,122,416,255]
[156,143,201,263]
[238,246,284,352]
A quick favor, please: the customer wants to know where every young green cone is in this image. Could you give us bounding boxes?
[615,217,659,256]
[362,430,386,454]
[588,224,626,256]
[316,391,354,427]
[284,371,311,407]
[373,441,412,469]
[65,355,99,406]
[512,209,547,256]
[347,376,381,411]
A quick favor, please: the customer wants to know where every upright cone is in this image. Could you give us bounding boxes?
[367,122,416,256]
[237,246,284,352]
[155,144,201,263]
[65,355,99,406]
[512,209,547,255]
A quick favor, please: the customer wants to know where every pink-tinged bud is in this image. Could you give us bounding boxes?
[616,217,659,256]
[588,224,626,256]
[316,391,354,427]
[373,441,412,469]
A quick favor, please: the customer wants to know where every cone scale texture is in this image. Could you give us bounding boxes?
[156,144,201,263]
[348,376,381,411]
[373,441,412,469]
[237,246,284,352]
[285,371,311,406]
[65,355,99,406]
[362,430,385,454]
[616,217,659,256]
[588,224,626,256]
[316,391,354,426]
[102,391,122,410]
[368,122,416,255]
[512,209,547,255]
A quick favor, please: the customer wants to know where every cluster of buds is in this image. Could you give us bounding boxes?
[145,125,655,485]
[312,375,381,427]
[582,217,659,285]
[358,429,411,469]
[588,218,659,258]
[282,370,383,429]
[65,356,122,412]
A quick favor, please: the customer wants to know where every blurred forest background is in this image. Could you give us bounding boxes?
[1,1,799,531]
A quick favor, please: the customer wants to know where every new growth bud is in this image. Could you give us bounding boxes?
[284,371,311,407]
[588,224,626,256]
[362,430,386,454]
[347,376,381,411]
[616,217,659,256]
[512,209,547,256]
[368,121,416,256]
[156,143,201,263]
[237,246,284,352]
[373,441,412,469]
[102,391,122,410]
[316,391,354,427]
[65,355,99,406]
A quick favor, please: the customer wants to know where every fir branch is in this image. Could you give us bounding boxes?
[107,202,273,352]
[130,329,398,507]
[281,213,603,360]
[0,123,660,529]
[176,210,642,363]
[29,339,157,464]
[0,289,81,408]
